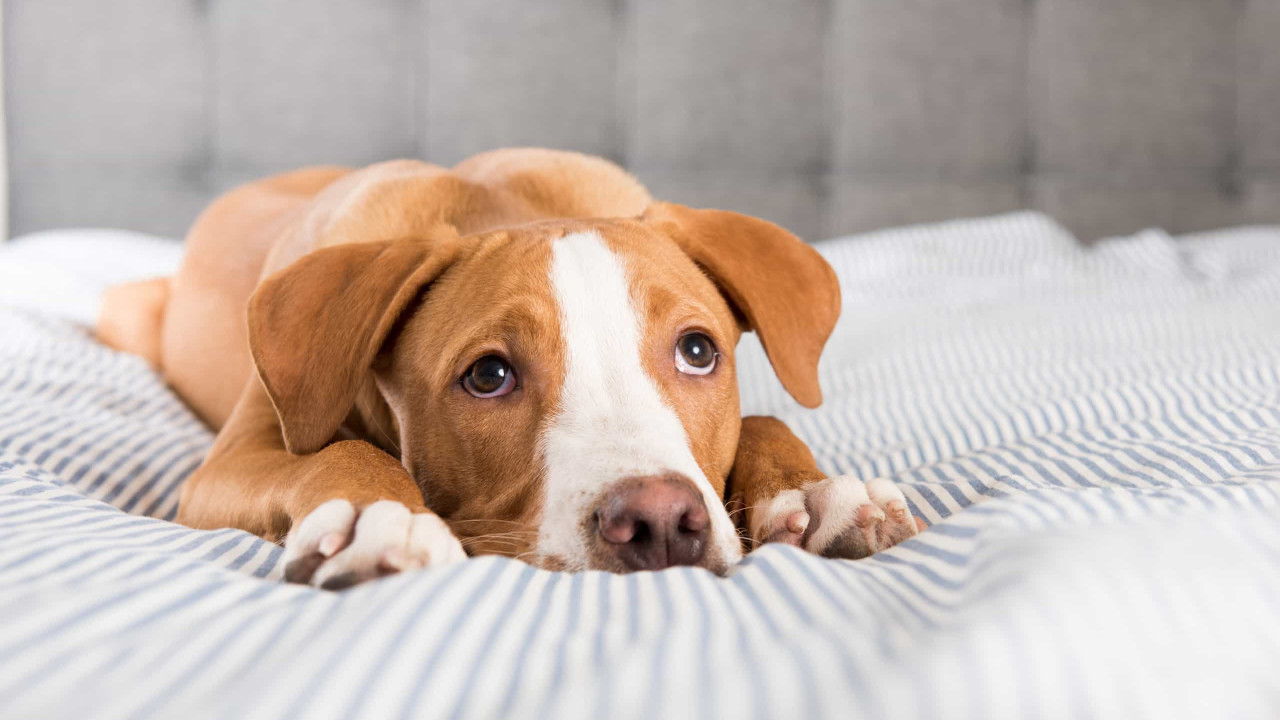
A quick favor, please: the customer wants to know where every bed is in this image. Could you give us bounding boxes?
[7,1,1280,717]
[3,212,1279,720]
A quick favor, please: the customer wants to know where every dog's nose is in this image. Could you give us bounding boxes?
[594,475,709,571]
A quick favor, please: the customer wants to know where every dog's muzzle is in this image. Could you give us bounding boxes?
[592,474,710,571]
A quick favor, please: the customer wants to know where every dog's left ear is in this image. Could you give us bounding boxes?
[643,202,841,408]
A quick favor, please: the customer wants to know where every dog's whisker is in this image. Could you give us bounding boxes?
[464,541,526,553]
[365,412,401,456]
[734,525,766,549]
[459,530,538,541]
[460,535,523,546]
[459,532,536,550]
[456,530,539,540]
[727,503,764,520]
[448,519,537,530]
[461,541,530,552]
[465,540,524,550]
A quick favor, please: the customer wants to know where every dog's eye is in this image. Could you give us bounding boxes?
[462,356,516,398]
[675,333,717,375]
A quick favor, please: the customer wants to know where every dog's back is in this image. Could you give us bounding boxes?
[98,150,651,429]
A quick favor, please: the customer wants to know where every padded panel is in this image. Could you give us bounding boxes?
[832,0,1027,173]
[1032,175,1242,241]
[1033,0,1236,172]
[4,0,206,168]
[1244,177,1280,227]
[11,163,209,238]
[5,0,1278,240]
[211,0,417,170]
[628,0,825,172]
[827,177,1023,237]
[1240,0,1280,171]
[423,0,617,165]
[638,171,823,243]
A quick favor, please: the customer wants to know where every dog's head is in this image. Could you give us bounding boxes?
[247,203,839,573]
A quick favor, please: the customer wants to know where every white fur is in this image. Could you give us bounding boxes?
[802,476,874,553]
[866,477,907,509]
[539,231,743,570]
[284,499,465,587]
[797,475,913,554]
[750,488,806,540]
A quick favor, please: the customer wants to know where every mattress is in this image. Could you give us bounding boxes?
[2,212,1279,720]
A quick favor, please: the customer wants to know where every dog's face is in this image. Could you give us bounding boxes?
[248,204,839,574]
[380,221,748,572]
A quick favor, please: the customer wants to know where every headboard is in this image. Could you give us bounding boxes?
[5,0,1278,242]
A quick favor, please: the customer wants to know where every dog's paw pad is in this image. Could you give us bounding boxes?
[282,499,465,589]
[801,476,920,560]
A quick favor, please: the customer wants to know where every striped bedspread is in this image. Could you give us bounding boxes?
[3,213,1279,720]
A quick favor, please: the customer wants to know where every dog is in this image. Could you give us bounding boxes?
[98,149,921,588]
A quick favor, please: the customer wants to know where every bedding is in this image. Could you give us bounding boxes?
[2,212,1279,720]
[0,229,183,324]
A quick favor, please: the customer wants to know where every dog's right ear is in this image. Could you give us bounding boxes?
[247,236,460,455]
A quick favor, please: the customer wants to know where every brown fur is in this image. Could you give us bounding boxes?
[643,202,841,408]
[97,277,170,367]
[728,416,829,537]
[98,148,846,566]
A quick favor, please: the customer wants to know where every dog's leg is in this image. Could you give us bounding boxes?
[178,381,464,589]
[97,277,170,368]
[728,416,923,559]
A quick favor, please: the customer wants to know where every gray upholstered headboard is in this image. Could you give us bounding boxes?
[5,0,1279,242]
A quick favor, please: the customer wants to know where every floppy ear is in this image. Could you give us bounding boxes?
[643,202,840,408]
[247,237,459,454]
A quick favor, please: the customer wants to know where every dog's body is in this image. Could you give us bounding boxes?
[100,149,919,586]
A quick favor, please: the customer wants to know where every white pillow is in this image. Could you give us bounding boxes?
[0,229,183,325]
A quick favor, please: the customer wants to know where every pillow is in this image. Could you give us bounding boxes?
[0,229,182,325]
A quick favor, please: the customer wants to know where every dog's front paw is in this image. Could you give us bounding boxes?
[282,499,466,590]
[751,477,922,559]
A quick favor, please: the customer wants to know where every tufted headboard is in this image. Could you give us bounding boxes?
[4,0,1279,242]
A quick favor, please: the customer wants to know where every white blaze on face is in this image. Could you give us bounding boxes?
[538,231,742,570]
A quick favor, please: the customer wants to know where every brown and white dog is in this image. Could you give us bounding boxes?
[98,149,921,588]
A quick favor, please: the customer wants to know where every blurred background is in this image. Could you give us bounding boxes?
[3,0,1278,243]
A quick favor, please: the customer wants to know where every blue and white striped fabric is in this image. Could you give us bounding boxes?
[3,212,1280,720]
